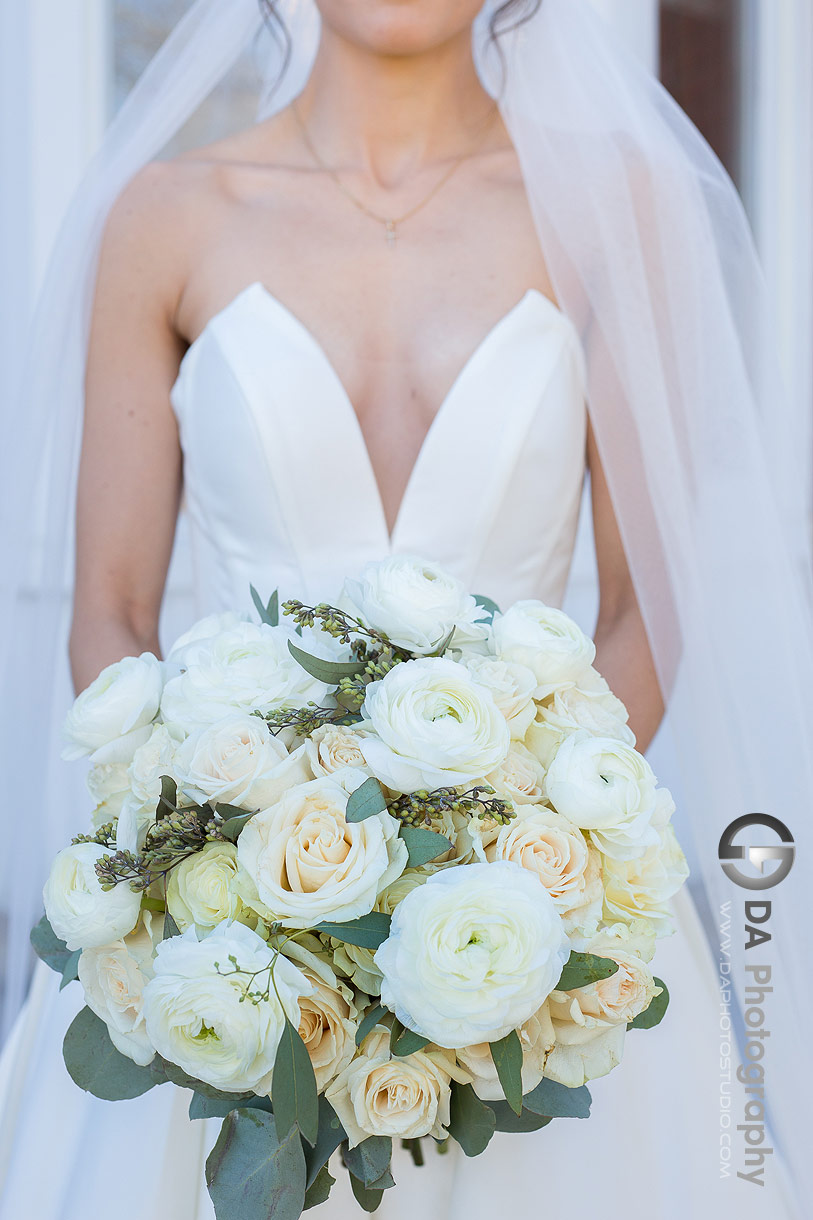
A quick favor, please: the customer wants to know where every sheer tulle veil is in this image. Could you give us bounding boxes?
[1,0,810,1204]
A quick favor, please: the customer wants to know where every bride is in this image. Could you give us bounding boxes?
[0,1,809,1218]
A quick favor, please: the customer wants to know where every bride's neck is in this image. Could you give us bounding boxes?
[292,27,495,188]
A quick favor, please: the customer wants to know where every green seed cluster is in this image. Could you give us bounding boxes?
[95,808,224,892]
[388,785,515,828]
[72,820,118,849]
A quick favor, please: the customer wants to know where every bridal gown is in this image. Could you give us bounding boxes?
[0,283,798,1219]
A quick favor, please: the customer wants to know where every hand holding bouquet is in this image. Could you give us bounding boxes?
[35,556,688,1219]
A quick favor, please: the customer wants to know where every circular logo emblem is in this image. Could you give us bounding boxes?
[718,813,795,890]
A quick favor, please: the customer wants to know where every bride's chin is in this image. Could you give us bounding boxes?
[314,0,484,57]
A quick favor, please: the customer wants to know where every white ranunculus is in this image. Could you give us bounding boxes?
[545,733,661,861]
[525,684,635,770]
[374,861,569,1048]
[304,724,372,779]
[492,602,595,696]
[456,1002,556,1101]
[43,843,141,951]
[544,929,660,1087]
[485,806,603,936]
[283,940,359,1091]
[462,656,538,740]
[325,1027,466,1147]
[142,922,311,1094]
[602,792,689,935]
[359,658,510,793]
[172,713,308,810]
[341,555,488,655]
[236,776,407,927]
[485,741,546,805]
[166,841,254,934]
[164,611,252,673]
[159,621,335,737]
[128,723,180,806]
[62,653,163,761]
[78,914,159,1065]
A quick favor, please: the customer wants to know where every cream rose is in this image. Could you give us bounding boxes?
[485,741,546,805]
[160,621,335,736]
[284,940,359,1090]
[341,555,488,655]
[173,713,308,810]
[166,841,254,934]
[359,658,510,793]
[456,1002,556,1101]
[525,683,635,770]
[236,776,407,927]
[602,791,689,934]
[43,842,141,951]
[304,724,372,779]
[545,733,661,860]
[492,602,595,695]
[375,861,569,1048]
[78,914,159,1065]
[142,922,311,1094]
[127,723,180,805]
[545,931,660,1087]
[462,655,538,739]
[62,653,163,761]
[485,806,603,935]
[325,1027,465,1147]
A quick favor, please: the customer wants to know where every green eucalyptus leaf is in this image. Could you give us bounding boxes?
[343,1135,392,1186]
[345,777,388,823]
[304,1163,335,1210]
[349,1176,384,1213]
[448,1083,496,1156]
[206,1110,306,1220]
[156,774,177,821]
[63,1007,159,1101]
[389,1019,429,1058]
[483,1100,553,1133]
[490,1030,523,1116]
[189,1093,271,1121]
[628,978,670,1030]
[273,1017,319,1146]
[159,1058,253,1101]
[304,1096,346,1189]
[521,1077,592,1119]
[355,1003,386,1047]
[219,811,255,843]
[163,911,181,940]
[30,914,73,976]
[556,951,619,991]
[287,639,366,684]
[399,826,453,867]
[315,912,391,949]
[473,594,501,622]
[250,584,280,628]
[59,948,81,990]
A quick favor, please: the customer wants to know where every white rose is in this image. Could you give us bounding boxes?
[545,733,661,860]
[375,861,569,1048]
[602,807,689,935]
[325,1027,465,1147]
[165,611,252,673]
[160,621,334,736]
[485,742,546,805]
[78,914,159,1065]
[525,684,635,770]
[62,653,163,761]
[142,922,311,1094]
[341,555,488,655]
[172,713,309,810]
[492,602,595,696]
[462,656,538,739]
[485,806,603,935]
[284,940,359,1091]
[166,841,254,934]
[128,724,180,805]
[545,930,660,1087]
[86,761,131,825]
[456,1002,556,1101]
[43,842,141,951]
[236,776,407,927]
[304,724,372,780]
[359,658,510,793]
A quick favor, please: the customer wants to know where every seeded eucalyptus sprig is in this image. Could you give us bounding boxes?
[95,807,225,892]
[282,599,407,654]
[253,703,363,737]
[388,785,515,828]
[72,820,118,849]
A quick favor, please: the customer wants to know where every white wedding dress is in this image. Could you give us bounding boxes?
[0,284,798,1219]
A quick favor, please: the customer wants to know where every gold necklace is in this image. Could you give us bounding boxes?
[292,100,497,248]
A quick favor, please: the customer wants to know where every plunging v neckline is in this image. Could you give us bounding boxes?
[175,280,574,549]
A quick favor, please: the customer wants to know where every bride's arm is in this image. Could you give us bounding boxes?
[69,165,188,695]
[587,418,664,753]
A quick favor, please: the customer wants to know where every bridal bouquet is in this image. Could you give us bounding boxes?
[34,556,688,1220]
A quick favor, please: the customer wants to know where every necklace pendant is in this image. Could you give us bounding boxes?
[384,219,397,248]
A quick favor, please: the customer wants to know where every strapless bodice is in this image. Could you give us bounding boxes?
[170,282,587,612]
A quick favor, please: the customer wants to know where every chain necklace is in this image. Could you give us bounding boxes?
[291,100,498,248]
